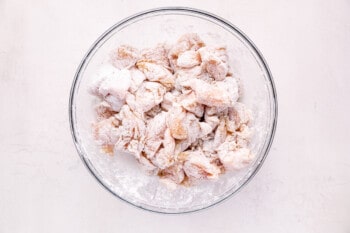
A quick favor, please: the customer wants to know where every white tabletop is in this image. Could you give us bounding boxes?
[1,0,349,232]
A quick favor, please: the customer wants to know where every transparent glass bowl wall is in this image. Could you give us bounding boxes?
[70,7,277,214]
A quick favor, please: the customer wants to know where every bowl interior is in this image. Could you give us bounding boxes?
[70,8,276,213]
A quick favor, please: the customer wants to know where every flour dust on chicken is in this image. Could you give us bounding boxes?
[89,33,254,186]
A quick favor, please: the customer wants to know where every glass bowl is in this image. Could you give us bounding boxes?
[69,7,277,214]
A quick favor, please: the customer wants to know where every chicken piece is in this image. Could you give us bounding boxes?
[163,128,176,155]
[202,139,215,153]
[143,138,162,159]
[145,104,162,119]
[92,116,120,154]
[205,60,228,81]
[110,45,140,69]
[211,46,229,63]
[174,113,212,154]
[129,68,146,93]
[198,46,229,81]
[121,114,146,151]
[94,101,115,120]
[168,33,205,70]
[104,95,123,112]
[127,81,166,113]
[218,148,254,171]
[139,155,158,174]
[216,76,240,104]
[115,105,135,122]
[229,103,252,129]
[151,146,174,169]
[204,112,220,129]
[199,122,213,136]
[225,117,237,133]
[175,65,213,90]
[176,65,203,79]
[174,74,191,92]
[205,106,218,116]
[204,106,229,116]
[145,111,167,137]
[140,43,171,69]
[135,82,166,112]
[196,129,215,152]
[187,78,231,108]
[98,69,131,112]
[176,50,201,68]
[166,106,188,140]
[122,106,146,137]
[216,135,237,152]
[182,113,202,143]
[178,91,204,117]
[184,113,208,141]
[236,124,253,148]
[197,72,213,83]
[113,125,133,153]
[144,111,167,158]
[124,93,139,116]
[158,164,185,184]
[237,124,252,140]
[92,116,120,143]
[161,92,176,111]
[213,119,227,148]
[89,64,118,97]
[183,150,221,179]
[175,64,213,84]
[114,105,146,158]
[127,139,145,158]
[150,128,176,169]
[136,61,175,89]
[175,141,191,155]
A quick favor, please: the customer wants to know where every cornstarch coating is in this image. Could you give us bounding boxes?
[89,33,254,186]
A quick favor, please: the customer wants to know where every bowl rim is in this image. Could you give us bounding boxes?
[69,6,278,214]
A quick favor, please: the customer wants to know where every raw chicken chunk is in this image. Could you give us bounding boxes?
[144,111,167,158]
[92,116,120,154]
[218,148,254,171]
[161,92,176,111]
[94,101,115,120]
[129,68,146,93]
[230,102,252,129]
[89,64,118,97]
[178,91,204,117]
[127,81,166,113]
[98,69,131,98]
[110,45,140,69]
[186,78,232,108]
[136,61,175,89]
[168,33,205,70]
[183,151,221,179]
[158,164,185,184]
[114,106,146,156]
[139,155,158,174]
[140,43,171,69]
[166,106,188,140]
[97,69,131,112]
[213,119,227,148]
[198,46,229,81]
[177,50,201,68]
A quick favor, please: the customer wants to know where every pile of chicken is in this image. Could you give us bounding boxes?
[90,33,254,185]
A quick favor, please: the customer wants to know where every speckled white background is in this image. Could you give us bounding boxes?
[1,0,349,232]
